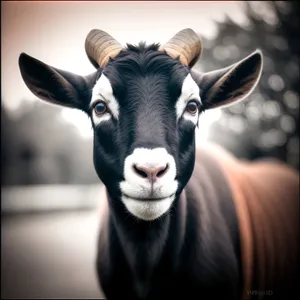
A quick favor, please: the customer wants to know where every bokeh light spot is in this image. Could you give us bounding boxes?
[280,115,296,133]
[283,90,299,110]
[263,100,281,119]
[268,74,285,92]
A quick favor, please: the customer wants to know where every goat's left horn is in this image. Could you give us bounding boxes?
[159,28,202,67]
[85,29,123,69]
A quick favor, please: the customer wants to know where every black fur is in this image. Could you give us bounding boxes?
[90,44,241,299]
[96,147,241,300]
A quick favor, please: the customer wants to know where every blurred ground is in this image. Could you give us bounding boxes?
[1,184,103,214]
[1,206,105,299]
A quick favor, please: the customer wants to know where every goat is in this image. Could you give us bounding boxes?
[18,28,299,300]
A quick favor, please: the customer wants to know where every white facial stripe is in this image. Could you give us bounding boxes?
[120,147,178,220]
[121,195,175,221]
[176,74,201,125]
[91,74,119,125]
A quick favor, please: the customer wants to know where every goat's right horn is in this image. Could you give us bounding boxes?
[85,29,123,69]
[159,28,202,68]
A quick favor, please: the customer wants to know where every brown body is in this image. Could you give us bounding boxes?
[204,142,299,300]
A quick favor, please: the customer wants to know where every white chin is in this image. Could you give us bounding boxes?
[121,195,175,221]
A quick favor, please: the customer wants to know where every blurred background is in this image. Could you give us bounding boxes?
[1,1,299,299]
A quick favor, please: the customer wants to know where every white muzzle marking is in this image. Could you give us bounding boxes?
[120,148,178,220]
[122,195,175,221]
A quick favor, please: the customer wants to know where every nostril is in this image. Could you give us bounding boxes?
[133,163,169,181]
[133,164,148,178]
[157,164,169,178]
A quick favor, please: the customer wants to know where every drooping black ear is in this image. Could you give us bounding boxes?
[18,53,99,112]
[191,50,263,110]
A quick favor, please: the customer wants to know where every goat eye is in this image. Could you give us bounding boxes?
[186,101,198,115]
[94,101,107,116]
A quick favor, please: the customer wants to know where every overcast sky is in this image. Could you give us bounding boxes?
[2,1,246,137]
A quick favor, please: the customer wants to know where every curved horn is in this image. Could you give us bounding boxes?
[85,29,123,69]
[159,28,202,67]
